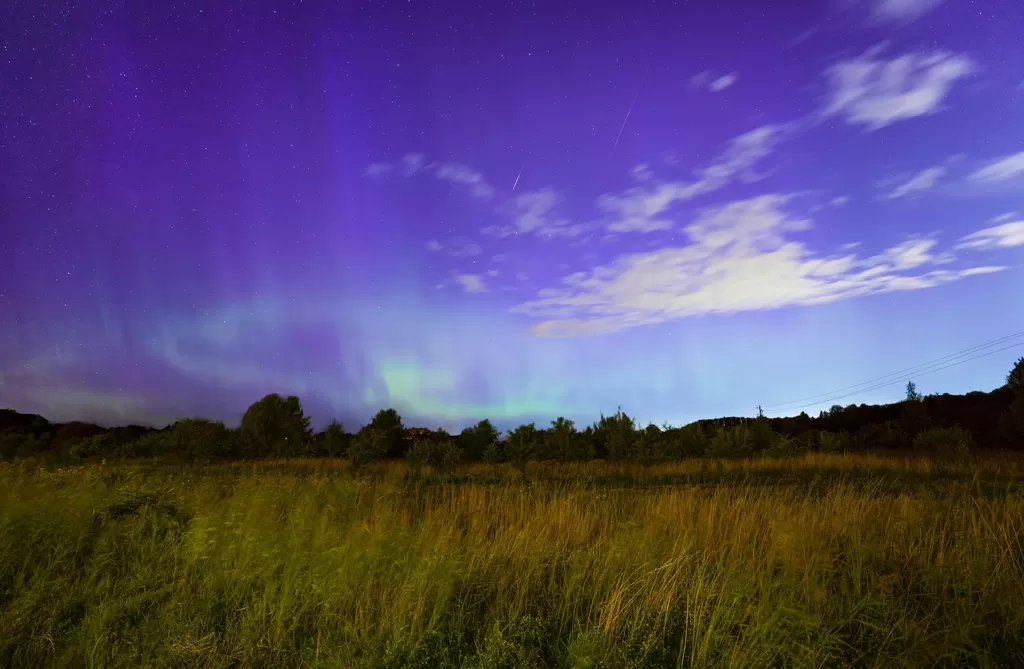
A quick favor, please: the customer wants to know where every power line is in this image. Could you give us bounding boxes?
[786,341,1024,413]
[762,331,1024,411]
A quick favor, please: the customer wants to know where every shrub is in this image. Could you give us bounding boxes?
[406,435,462,474]
[764,433,806,457]
[818,431,846,454]
[347,427,388,470]
[706,425,751,458]
[914,426,976,462]
[171,419,236,462]
[482,440,504,463]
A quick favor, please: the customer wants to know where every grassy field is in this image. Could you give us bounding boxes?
[2,454,1023,668]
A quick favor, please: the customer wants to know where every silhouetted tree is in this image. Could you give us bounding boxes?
[900,396,931,438]
[321,420,348,458]
[368,408,405,458]
[906,381,922,402]
[598,408,636,460]
[1007,357,1024,392]
[998,389,1024,445]
[505,423,539,472]
[457,419,499,461]
[240,394,312,457]
[546,417,580,461]
[750,414,776,453]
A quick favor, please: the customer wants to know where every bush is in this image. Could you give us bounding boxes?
[818,431,848,454]
[706,425,751,458]
[764,433,806,457]
[914,426,976,462]
[347,427,389,470]
[406,435,462,474]
[171,419,236,462]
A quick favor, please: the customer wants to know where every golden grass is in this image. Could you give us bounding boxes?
[1,455,1023,667]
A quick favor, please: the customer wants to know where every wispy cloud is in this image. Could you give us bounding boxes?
[887,165,946,199]
[872,0,945,23]
[434,162,496,199]
[969,151,1024,182]
[596,124,790,233]
[425,240,444,251]
[709,73,738,92]
[823,45,974,130]
[364,162,392,177]
[690,70,738,93]
[482,188,588,238]
[956,220,1024,250]
[363,154,497,199]
[790,27,819,47]
[514,194,1005,337]
[455,274,488,294]
[447,239,482,257]
[831,195,850,206]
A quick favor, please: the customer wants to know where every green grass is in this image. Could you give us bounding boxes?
[1,454,1023,668]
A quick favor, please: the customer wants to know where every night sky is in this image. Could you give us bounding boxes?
[2,0,1023,431]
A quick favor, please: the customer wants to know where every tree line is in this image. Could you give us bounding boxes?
[2,358,1023,466]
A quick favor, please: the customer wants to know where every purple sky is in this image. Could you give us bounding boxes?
[2,0,1023,430]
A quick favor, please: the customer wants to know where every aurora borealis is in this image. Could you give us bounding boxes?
[2,0,1023,431]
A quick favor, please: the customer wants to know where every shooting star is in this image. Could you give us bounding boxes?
[512,170,521,191]
[612,63,651,155]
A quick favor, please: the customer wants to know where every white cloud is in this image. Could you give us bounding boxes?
[362,154,496,199]
[631,164,654,182]
[448,240,482,257]
[956,220,1024,250]
[399,153,427,176]
[689,70,712,89]
[426,240,444,251]
[364,162,392,177]
[513,194,1005,337]
[873,0,945,23]
[483,188,588,238]
[969,151,1024,183]
[887,166,946,199]
[486,269,499,277]
[455,274,488,294]
[831,195,850,206]
[597,124,789,233]
[709,73,738,92]
[823,45,974,130]
[790,27,818,47]
[434,162,496,199]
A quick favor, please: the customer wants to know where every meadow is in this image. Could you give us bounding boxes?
[2,453,1023,668]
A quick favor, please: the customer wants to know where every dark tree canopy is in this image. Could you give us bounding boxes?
[1008,357,1024,392]
[368,408,405,458]
[240,394,312,457]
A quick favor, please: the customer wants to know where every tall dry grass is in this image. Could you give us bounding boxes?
[1,455,1022,668]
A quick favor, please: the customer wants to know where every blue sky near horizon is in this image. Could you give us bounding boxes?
[1,0,1023,431]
